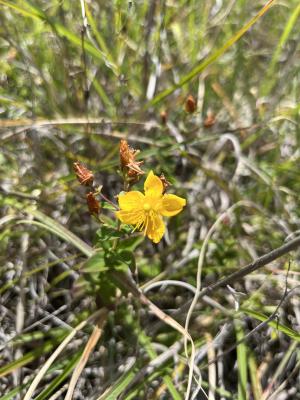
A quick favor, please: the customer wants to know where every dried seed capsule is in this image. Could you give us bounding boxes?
[119,139,132,170]
[73,162,94,186]
[86,192,100,215]
[159,173,171,193]
[160,110,167,125]
[185,95,196,113]
[119,139,144,183]
[204,111,216,128]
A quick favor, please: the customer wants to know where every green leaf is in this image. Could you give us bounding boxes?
[116,250,136,273]
[102,202,118,211]
[98,274,118,305]
[82,252,107,274]
[118,235,144,252]
[248,351,263,400]
[97,225,123,242]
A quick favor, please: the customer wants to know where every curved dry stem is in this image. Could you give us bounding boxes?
[144,279,197,294]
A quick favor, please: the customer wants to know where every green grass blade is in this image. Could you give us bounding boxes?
[0,0,41,18]
[248,351,263,400]
[85,3,117,68]
[54,24,118,75]
[0,382,30,400]
[0,340,57,378]
[260,1,300,96]
[35,351,82,400]
[96,364,139,400]
[137,330,182,399]
[91,76,117,117]
[148,0,276,107]
[123,369,166,400]
[241,308,300,342]
[235,321,248,400]
[0,0,119,75]
[0,351,81,400]
[22,208,94,257]
[17,219,92,257]
[0,254,79,295]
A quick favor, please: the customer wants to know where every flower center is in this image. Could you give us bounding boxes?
[143,203,151,211]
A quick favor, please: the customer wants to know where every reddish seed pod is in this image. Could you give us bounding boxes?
[73,162,94,186]
[222,215,230,225]
[204,111,216,128]
[185,95,196,113]
[160,110,167,125]
[86,192,100,215]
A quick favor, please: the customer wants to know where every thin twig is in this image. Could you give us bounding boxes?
[149,235,300,339]
[199,237,300,299]
[200,260,293,369]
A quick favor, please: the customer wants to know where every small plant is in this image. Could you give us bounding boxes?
[74,139,186,244]
[1,1,300,398]
[73,139,186,295]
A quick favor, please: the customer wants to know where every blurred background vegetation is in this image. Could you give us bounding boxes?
[0,0,300,399]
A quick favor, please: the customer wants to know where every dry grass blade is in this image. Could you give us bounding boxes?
[0,117,155,128]
[23,310,105,400]
[64,308,108,400]
[205,333,216,400]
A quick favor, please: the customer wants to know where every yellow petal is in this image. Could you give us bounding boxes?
[160,194,186,216]
[145,213,165,243]
[116,209,145,226]
[144,170,163,198]
[118,191,145,211]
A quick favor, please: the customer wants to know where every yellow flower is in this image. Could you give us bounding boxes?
[116,171,186,243]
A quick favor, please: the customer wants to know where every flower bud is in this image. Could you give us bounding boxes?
[73,162,94,186]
